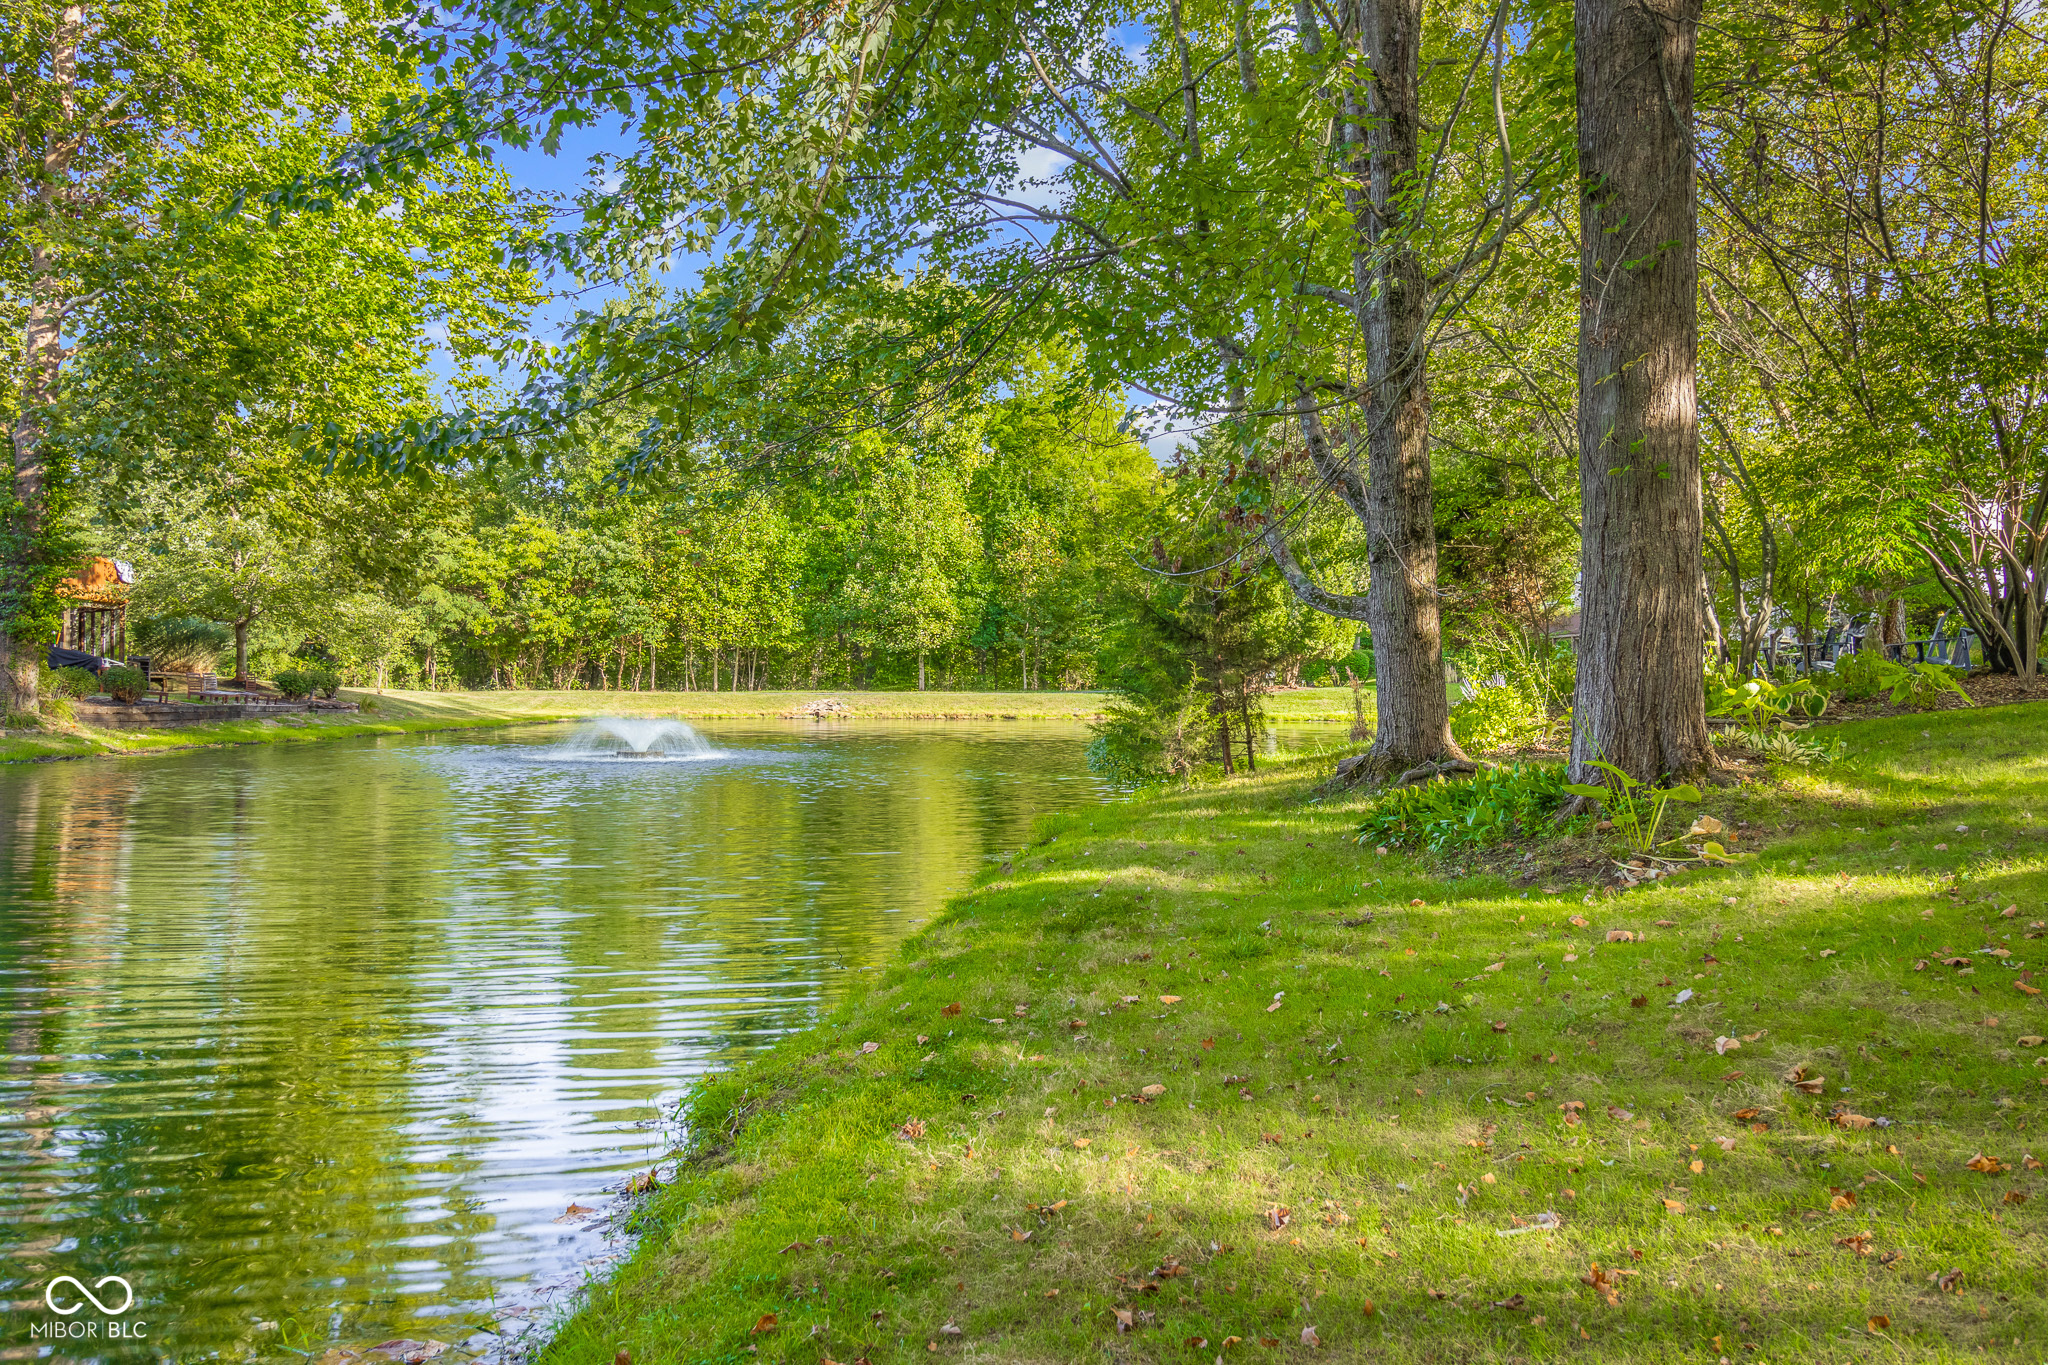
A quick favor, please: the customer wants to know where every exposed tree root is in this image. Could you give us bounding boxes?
[1391,758,1480,787]
[1329,751,1482,792]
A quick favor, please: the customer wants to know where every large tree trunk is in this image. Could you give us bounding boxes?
[1570,0,1716,782]
[2,4,85,718]
[233,616,254,683]
[1265,0,1458,778]
[1354,0,1457,773]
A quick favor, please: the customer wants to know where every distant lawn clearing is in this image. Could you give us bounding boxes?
[2,687,1364,764]
[541,703,2047,1364]
[358,686,1368,725]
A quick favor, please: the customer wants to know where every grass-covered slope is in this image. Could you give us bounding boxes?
[356,686,1363,725]
[6,685,1352,764]
[548,704,2048,1364]
[0,705,532,763]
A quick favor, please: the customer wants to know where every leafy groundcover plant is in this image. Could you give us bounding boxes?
[1356,763,1573,853]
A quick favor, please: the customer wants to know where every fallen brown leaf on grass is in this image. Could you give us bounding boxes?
[1581,1263,1622,1306]
[1184,1338,1207,1349]
[1714,1136,1738,1151]
[1830,1192,1858,1211]
[1158,995,1181,1004]
[2025,1155,2044,1171]
[1201,1038,1215,1050]
[1140,1084,1167,1097]
[1300,1327,1321,1347]
[1661,1198,1686,1213]
[1491,1021,1509,1032]
[1831,1111,1877,1130]
[1630,995,1648,1008]
[1265,1205,1292,1229]
[1935,1268,1964,1293]
[1492,1294,1526,1310]
[751,1314,777,1334]
[1110,1308,1133,1334]
[897,1119,926,1139]
[1786,1067,1826,1095]
[1071,1138,1091,1149]
[941,1002,962,1016]
[2003,1190,2029,1205]
[1965,1152,2006,1173]
[1867,1315,1890,1333]
[1836,1233,1873,1255]
[1605,930,1637,943]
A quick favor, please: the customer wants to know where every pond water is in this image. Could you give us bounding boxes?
[0,720,1104,1362]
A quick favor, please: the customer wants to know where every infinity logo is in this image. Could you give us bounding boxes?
[45,1276,135,1316]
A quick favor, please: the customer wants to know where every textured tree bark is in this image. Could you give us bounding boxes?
[1351,0,1459,773]
[3,4,85,717]
[1571,0,1716,782]
[233,614,256,684]
[1265,0,1458,778]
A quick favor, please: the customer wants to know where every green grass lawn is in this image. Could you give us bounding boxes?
[544,704,2048,1364]
[0,706,535,764]
[360,686,1365,724]
[0,687,1361,764]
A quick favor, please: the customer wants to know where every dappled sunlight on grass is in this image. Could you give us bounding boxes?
[541,704,2048,1363]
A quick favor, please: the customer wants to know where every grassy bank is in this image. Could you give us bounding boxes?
[361,686,1366,724]
[548,704,2047,1363]
[0,701,537,764]
[0,687,1360,764]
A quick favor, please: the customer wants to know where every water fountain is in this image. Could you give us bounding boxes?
[572,717,715,759]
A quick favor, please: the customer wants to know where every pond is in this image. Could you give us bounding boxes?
[0,720,1104,1362]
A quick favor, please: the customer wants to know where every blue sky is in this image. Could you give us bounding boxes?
[429,68,1200,461]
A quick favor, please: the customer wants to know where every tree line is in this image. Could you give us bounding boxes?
[8,1,2043,786]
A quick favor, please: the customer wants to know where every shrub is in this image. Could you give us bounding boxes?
[1355,762,1573,853]
[1449,681,1547,753]
[275,665,340,701]
[43,665,98,699]
[1832,652,1886,702]
[100,664,148,704]
[1087,687,1214,787]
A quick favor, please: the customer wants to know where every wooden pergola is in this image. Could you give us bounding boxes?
[56,558,132,659]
